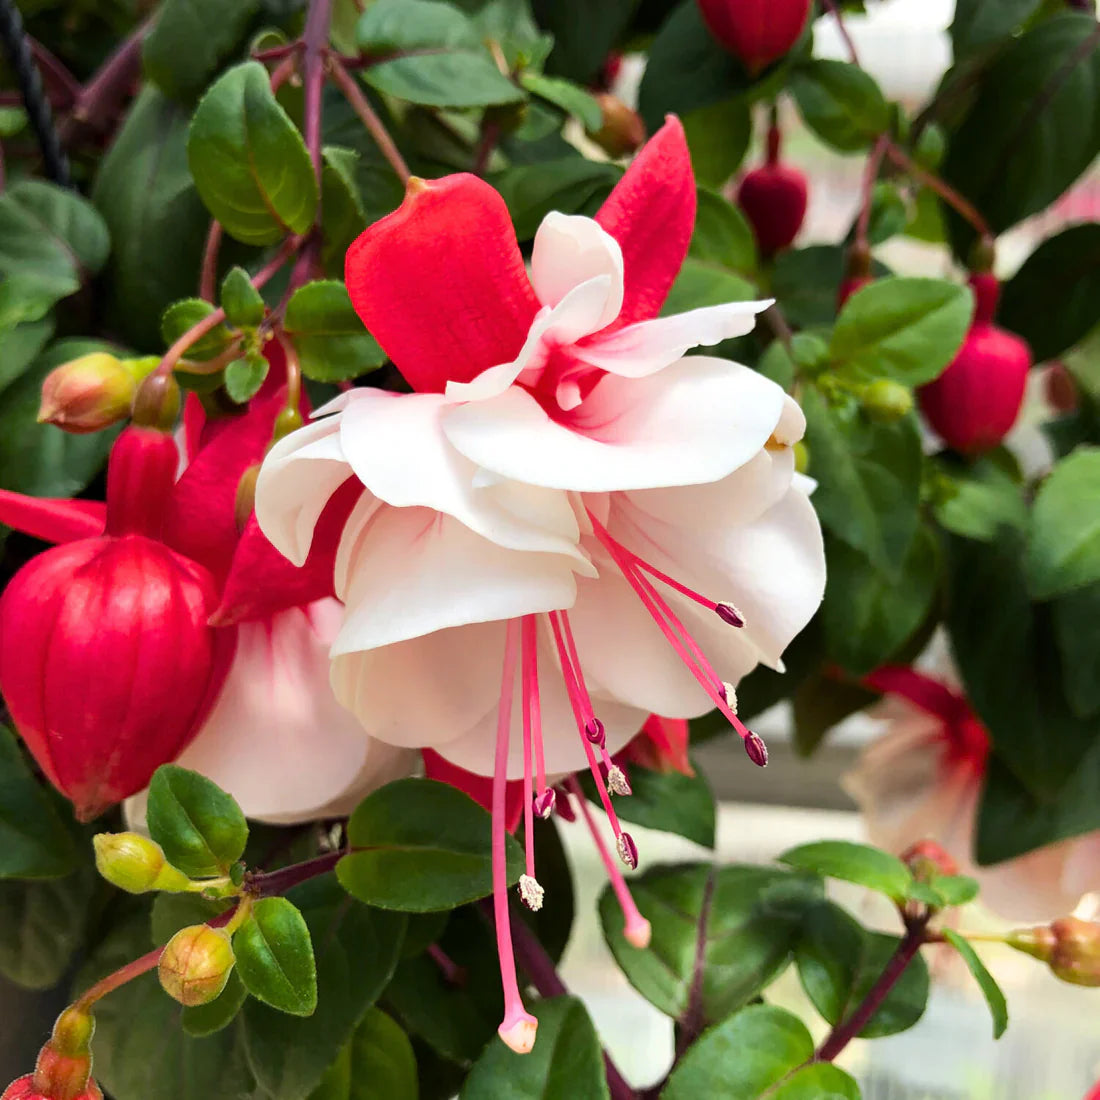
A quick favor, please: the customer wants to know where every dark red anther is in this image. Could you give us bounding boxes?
[585,717,606,746]
[744,731,769,767]
[715,603,744,627]
[533,788,556,820]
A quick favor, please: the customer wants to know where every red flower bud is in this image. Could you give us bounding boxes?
[1044,362,1078,413]
[736,126,808,256]
[0,429,234,820]
[901,839,959,878]
[2,1075,102,1100]
[917,273,1032,455]
[587,93,647,159]
[1,1006,102,1100]
[696,0,811,73]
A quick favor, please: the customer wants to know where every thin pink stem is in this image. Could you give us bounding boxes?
[566,778,650,949]
[199,220,223,302]
[327,58,411,184]
[492,619,536,1052]
[521,616,537,878]
[821,0,861,66]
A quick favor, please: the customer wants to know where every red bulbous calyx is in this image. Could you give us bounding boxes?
[736,125,808,256]
[0,428,234,821]
[917,273,1032,455]
[1,1076,102,1100]
[696,0,811,73]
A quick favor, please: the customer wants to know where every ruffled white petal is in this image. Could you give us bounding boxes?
[254,416,351,566]
[530,212,624,327]
[576,300,772,378]
[337,388,585,562]
[442,356,787,492]
[333,502,579,650]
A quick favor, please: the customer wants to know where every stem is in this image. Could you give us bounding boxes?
[326,57,411,184]
[199,221,224,302]
[821,0,860,67]
[855,135,889,253]
[884,140,992,240]
[816,917,930,1062]
[300,0,332,188]
[761,303,794,349]
[28,39,80,108]
[473,118,501,176]
[269,52,298,93]
[275,328,302,415]
[675,870,715,1060]
[506,903,636,1100]
[250,849,344,896]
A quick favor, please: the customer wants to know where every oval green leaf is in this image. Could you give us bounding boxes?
[284,280,386,382]
[235,897,317,1017]
[778,840,913,900]
[1027,448,1100,599]
[790,59,890,153]
[943,929,1008,1039]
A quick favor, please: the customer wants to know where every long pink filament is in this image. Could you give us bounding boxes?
[520,615,537,878]
[565,777,650,948]
[493,619,536,1052]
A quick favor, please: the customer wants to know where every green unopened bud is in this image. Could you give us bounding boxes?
[38,354,139,435]
[271,405,303,443]
[861,379,913,423]
[793,440,809,474]
[131,371,181,430]
[158,925,236,1006]
[234,465,261,534]
[93,833,190,894]
[1008,917,1100,986]
[914,123,946,170]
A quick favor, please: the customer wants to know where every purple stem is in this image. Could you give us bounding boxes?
[250,849,344,896]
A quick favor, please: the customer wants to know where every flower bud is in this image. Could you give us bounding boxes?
[736,126,808,256]
[2,1006,102,1100]
[158,925,236,1006]
[37,354,139,435]
[234,464,261,534]
[2,1076,102,1100]
[587,93,646,159]
[92,833,190,894]
[862,379,913,423]
[696,0,811,73]
[1008,917,1100,986]
[1044,362,1078,413]
[131,371,181,431]
[793,440,809,474]
[901,839,959,878]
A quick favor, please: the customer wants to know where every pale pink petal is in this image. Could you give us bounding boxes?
[530,212,624,327]
[576,300,772,378]
[442,356,786,492]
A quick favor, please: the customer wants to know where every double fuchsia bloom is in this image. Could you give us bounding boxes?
[256,118,825,1052]
[0,427,233,821]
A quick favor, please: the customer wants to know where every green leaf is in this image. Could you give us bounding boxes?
[92,87,211,350]
[792,666,879,757]
[682,99,752,189]
[0,180,110,305]
[235,897,317,1016]
[188,61,318,246]
[661,258,756,317]
[599,863,823,1023]
[356,0,524,109]
[661,1003,859,1099]
[342,1008,419,1100]
[520,73,602,131]
[802,388,923,572]
[795,900,930,1037]
[146,764,249,878]
[284,280,386,382]
[531,0,634,85]
[779,841,913,900]
[338,778,524,911]
[0,337,120,498]
[1027,448,1100,599]
[951,0,1044,58]
[690,188,757,277]
[927,874,980,907]
[822,525,940,677]
[933,455,1028,542]
[999,223,1100,362]
[182,970,249,1037]
[143,0,260,102]
[161,297,236,360]
[321,146,368,277]
[583,762,716,848]
[1053,581,1100,718]
[942,14,1100,240]
[225,352,270,402]
[494,158,620,241]
[790,60,890,152]
[0,727,78,879]
[943,930,1008,1038]
[829,277,973,387]
[0,863,96,989]
[220,266,266,328]
[244,880,406,1100]
[462,996,609,1100]
[772,244,891,329]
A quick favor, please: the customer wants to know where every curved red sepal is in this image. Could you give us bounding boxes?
[594,117,696,327]
[423,749,524,833]
[104,427,179,539]
[621,714,693,776]
[863,665,971,724]
[345,175,539,393]
[0,491,106,545]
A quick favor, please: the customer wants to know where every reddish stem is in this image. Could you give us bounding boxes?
[326,57,411,184]
[821,0,861,66]
[885,140,992,240]
[199,220,223,302]
[855,135,889,253]
[28,39,80,108]
[300,0,332,189]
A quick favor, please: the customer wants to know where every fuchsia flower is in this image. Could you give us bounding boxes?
[256,118,825,1052]
[846,664,1098,921]
[0,372,414,824]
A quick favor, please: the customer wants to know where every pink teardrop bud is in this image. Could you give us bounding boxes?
[696,0,811,73]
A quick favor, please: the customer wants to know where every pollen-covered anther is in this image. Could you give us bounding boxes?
[518,874,545,912]
[715,602,744,627]
[533,788,556,819]
[616,831,639,870]
[720,681,739,714]
[584,717,606,746]
[607,765,632,797]
[744,730,769,767]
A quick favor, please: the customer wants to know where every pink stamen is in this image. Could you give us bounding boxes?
[548,610,627,843]
[520,616,537,880]
[492,619,537,1054]
[566,778,651,949]
[522,615,549,800]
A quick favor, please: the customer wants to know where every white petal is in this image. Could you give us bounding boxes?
[443,356,787,492]
[254,416,351,566]
[176,602,416,823]
[333,504,579,650]
[330,620,507,749]
[576,300,772,378]
[338,388,586,562]
[530,212,624,327]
